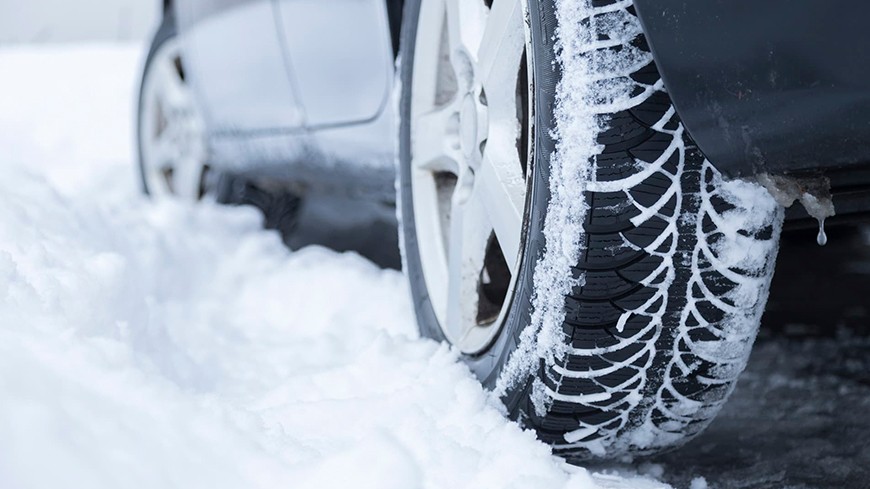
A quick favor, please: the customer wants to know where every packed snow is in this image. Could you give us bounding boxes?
[0,44,670,489]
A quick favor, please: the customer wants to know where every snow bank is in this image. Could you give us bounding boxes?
[0,45,667,488]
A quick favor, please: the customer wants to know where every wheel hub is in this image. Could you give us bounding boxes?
[460,93,481,162]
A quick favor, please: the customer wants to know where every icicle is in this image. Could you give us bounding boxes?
[817,218,828,246]
[758,174,835,247]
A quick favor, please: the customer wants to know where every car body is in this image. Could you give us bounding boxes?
[163,0,870,226]
[168,0,400,202]
[634,0,870,225]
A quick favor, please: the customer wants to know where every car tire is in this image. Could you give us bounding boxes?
[137,12,211,200]
[398,0,783,460]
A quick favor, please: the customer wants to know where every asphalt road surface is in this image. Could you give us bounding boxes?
[649,227,870,489]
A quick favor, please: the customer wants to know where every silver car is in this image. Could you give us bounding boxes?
[138,0,784,460]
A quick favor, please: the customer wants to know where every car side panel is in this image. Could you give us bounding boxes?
[274,0,394,128]
[171,0,398,198]
[634,0,870,179]
[174,0,305,134]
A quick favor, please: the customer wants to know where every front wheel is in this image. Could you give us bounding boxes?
[398,0,783,460]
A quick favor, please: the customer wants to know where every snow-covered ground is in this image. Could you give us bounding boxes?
[0,44,670,489]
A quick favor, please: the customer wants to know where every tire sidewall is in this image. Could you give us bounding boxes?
[399,0,559,396]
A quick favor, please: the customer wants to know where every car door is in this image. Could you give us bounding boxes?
[175,0,304,133]
[273,0,394,128]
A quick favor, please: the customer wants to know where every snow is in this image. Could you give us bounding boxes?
[756,173,835,247]
[0,44,669,489]
[688,477,708,489]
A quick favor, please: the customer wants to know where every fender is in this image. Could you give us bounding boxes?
[633,0,870,180]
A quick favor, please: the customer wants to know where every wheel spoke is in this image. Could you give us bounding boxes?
[477,0,525,150]
[444,0,488,84]
[475,0,527,269]
[477,0,525,90]
[172,156,204,199]
[445,185,491,342]
[156,56,189,108]
[412,103,461,173]
[150,129,176,171]
[411,0,454,110]
[477,144,525,268]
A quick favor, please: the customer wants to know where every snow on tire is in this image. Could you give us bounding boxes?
[399,0,784,461]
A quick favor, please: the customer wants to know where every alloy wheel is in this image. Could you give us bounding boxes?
[409,0,533,354]
[139,37,209,200]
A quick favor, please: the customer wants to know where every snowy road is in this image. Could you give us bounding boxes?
[1,44,867,489]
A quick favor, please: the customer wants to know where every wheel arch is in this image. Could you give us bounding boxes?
[633,0,870,180]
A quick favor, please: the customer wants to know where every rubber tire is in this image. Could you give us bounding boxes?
[399,0,782,460]
[136,12,179,197]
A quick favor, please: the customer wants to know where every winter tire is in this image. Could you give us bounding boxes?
[137,13,210,200]
[398,0,783,460]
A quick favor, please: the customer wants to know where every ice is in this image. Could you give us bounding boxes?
[757,173,835,247]
[817,220,828,246]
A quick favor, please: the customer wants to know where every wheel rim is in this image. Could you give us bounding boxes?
[410,0,532,354]
[139,37,208,200]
